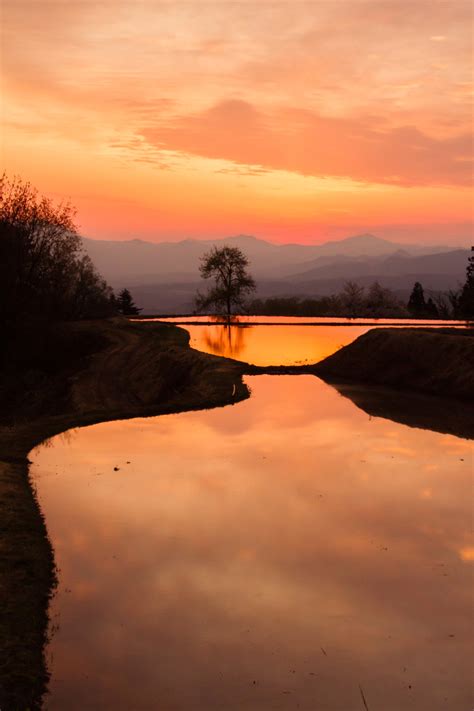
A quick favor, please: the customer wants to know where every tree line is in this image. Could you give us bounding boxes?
[249,281,406,318]
[247,269,474,320]
[0,176,143,350]
[0,175,114,332]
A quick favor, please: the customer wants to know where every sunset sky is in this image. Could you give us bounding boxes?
[1,0,473,245]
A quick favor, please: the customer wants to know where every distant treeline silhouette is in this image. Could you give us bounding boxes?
[249,281,407,318]
[407,253,473,319]
[249,259,474,319]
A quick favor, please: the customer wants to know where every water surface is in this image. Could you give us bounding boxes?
[141,316,471,365]
[186,323,373,364]
[31,376,473,710]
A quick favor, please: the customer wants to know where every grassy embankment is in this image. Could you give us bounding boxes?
[314,327,474,400]
[313,327,474,439]
[244,327,474,399]
[0,318,249,710]
[246,327,474,438]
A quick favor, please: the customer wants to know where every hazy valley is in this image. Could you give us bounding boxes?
[83,233,470,313]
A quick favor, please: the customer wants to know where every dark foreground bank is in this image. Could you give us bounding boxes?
[0,318,249,710]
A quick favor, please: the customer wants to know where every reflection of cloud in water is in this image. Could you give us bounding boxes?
[30,376,473,711]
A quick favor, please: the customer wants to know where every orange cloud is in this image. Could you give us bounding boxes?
[1,0,472,242]
[142,100,473,187]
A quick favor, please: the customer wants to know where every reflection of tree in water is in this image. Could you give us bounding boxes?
[34,428,79,452]
[202,322,250,359]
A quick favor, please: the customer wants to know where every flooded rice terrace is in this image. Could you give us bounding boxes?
[30,321,473,710]
[152,315,470,365]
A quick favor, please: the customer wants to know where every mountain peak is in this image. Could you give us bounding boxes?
[342,233,388,245]
[308,232,396,258]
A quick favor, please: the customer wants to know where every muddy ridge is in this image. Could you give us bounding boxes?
[313,327,474,401]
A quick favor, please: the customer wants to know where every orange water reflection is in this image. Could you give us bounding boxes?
[201,322,249,361]
[31,376,473,710]
[188,324,373,364]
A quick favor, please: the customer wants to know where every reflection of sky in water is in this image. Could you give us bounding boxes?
[140,317,471,366]
[186,324,374,364]
[31,376,473,711]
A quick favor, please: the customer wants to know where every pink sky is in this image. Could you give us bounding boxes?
[1,0,473,245]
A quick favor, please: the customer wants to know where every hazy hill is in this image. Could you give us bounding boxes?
[81,233,468,313]
[289,249,469,281]
[82,233,454,286]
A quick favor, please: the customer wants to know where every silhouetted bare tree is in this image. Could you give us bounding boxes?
[340,281,366,318]
[195,246,256,319]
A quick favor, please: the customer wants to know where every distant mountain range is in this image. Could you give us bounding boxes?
[82,233,470,313]
[288,248,469,281]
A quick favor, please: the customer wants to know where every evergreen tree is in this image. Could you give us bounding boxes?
[117,288,142,315]
[458,248,474,318]
[425,297,439,318]
[407,282,426,316]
